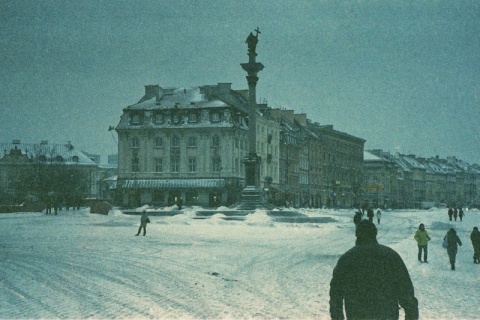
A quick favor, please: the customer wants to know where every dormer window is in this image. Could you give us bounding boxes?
[188,113,198,123]
[72,156,79,162]
[153,113,163,124]
[211,113,220,122]
[173,114,180,123]
[56,155,64,162]
[39,155,47,162]
[132,114,141,125]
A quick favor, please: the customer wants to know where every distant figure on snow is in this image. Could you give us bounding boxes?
[176,197,183,210]
[459,208,464,221]
[330,220,419,319]
[353,211,362,226]
[470,227,480,264]
[453,208,458,221]
[366,208,374,222]
[376,209,382,224]
[448,208,453,221]
[135,210,150,236]
[444,228,462,270]
[414,223,431,263]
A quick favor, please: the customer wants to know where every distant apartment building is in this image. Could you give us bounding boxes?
[363,150,480,209]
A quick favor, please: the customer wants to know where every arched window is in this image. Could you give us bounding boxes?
[171,135,180,148]
[154,137,163,148]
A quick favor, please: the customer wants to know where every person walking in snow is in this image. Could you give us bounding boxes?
[376,209,382,224]
[135,210,150,236]
[353,211,362,226]
[366,208,374,223]
[444,228,462,270]
[414,223,431,263]
[459,208,464,221]
[470,227,480,264]
[453,208,458,221]
[448,208,453,221]
[330,220,419,319]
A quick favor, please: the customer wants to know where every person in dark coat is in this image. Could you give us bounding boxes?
[444,228,462,270]
[330,220,419,320]
[448,208,453,221]
[470,226,480,264]
[135,210,150,236]
[453,208,458,221]
[353,211,362,226]
[366,208,374,222]
[458,208,464,221]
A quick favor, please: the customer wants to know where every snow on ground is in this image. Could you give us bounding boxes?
[1,206,479,319]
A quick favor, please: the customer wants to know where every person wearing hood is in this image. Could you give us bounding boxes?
[330,220,419,319]
[414,223,431,263]
[470,227,480,264]
[444,228,462,270]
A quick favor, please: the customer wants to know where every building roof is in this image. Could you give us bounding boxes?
[125,85,249,113]
[0,141,96,165]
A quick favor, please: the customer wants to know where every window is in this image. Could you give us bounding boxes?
[56,155,64,162]
[173,114,180,123]
[72,156,79,162]
[211,113,220,122]
[132,114,141,124]
[39,155,47,162]
[155,158,163,172]
[171,135,180,148]
[132,157,139,172]
[131,137,140,148]
[212,135,220,147]
[188,157,196,173]
[212,157,221,172]
[188,136,197,148]
[189,113,198,123]
[153,113,163,124]
[154,137,163,148]
[171,158,180,173]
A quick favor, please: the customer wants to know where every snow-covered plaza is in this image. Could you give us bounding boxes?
[1,206,479,319]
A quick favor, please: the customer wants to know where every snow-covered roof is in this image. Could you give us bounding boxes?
[125,86,248,112]
[363,151,383,161]
[0,142,96,165]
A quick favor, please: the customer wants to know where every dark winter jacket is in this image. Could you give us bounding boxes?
[445,229,462,258]
[330,238,419,320]
[471,229,480,247]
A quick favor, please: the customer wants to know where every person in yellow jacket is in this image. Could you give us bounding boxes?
[414,223,431,263]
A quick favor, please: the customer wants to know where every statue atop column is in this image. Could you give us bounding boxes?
[246,27,261,55]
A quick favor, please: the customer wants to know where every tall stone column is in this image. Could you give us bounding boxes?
[238,28,269,209]
[240,28,264,187]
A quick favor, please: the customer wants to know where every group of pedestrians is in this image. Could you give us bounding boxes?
[413,221,480,270]
[447,207,465,221]
[331,212,480,318]
[353,208,382,226]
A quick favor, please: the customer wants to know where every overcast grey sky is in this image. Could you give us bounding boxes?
[1,0,479,164]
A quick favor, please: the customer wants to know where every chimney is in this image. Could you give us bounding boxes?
[138,85,162,103]
[217,83,232,93]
